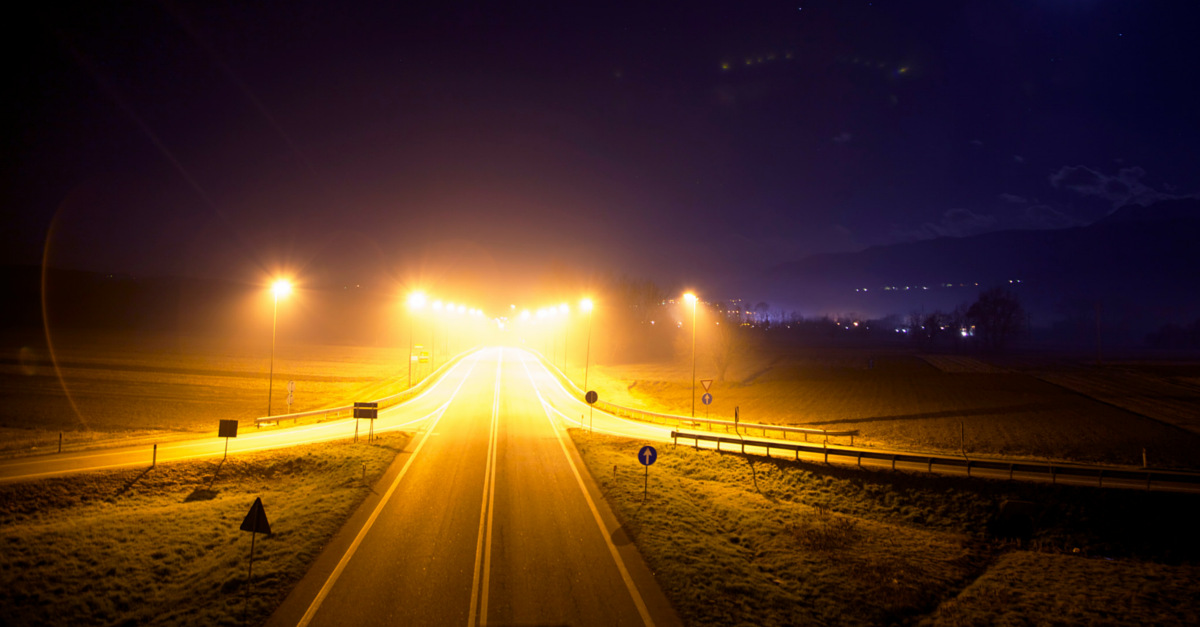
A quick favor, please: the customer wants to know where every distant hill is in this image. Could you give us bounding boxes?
[764,198,1200,339]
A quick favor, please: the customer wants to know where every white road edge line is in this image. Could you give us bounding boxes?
[469,348,502,626]
[295,350,485,627]
[517,351,656,627]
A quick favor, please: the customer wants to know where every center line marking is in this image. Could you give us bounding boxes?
[469,347,502,626]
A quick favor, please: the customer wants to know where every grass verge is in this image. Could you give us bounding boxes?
[0,432,409,627]
[570,430,1200,626]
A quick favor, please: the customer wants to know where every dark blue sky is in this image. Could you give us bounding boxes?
[3,1,1197,303]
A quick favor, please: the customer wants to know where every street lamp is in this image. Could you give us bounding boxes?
[560,303,569,372]
[684,292,698,418]
[407,291,426,388]
[581,298,594,391]
[267,279,292,417]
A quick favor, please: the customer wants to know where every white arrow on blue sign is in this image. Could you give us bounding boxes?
[701,393,712,405]
[639,445,657,466]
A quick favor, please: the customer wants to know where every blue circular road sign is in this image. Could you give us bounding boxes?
[638,445,658,466]
[701,393,713,405]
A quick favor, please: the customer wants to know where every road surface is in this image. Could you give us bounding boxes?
[268,346,681,626]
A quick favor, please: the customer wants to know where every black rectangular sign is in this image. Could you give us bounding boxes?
[353,407,378,419]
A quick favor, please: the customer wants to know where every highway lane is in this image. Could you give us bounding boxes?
[277,346,678,627]
[0,351,484,483]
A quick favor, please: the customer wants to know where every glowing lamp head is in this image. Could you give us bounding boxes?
[580,298,594,312]
[433,300,443,311]
[408,291,427,309]
[683,293,697,304]
[272,279,292,298]
[457,305,466,314]
[521,310,530,320]
[560,304,569,313]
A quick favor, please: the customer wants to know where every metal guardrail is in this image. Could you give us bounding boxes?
[528,350,858,443]
[670,431,1200,490]
[253,346,479,427]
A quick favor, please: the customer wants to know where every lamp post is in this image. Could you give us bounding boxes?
[684,292,698,418]
[407,291,426,388]
[267,279,292,417]
[581,298,594,390]
[560,303,569,372]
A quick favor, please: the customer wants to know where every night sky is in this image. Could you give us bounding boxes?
[3,1,1197,306]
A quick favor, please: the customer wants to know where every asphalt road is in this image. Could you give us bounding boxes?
[267,347,680,627]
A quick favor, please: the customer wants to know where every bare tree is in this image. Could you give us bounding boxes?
[966,287,1026,352]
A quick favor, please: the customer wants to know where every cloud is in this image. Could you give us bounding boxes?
[832,132,852,143]
[970,139,984,147]
[998,193,1027,204]
[889,208,998,242]
[1049,165,1175,208]
[1022,204,1085,229]
[1013,155,1025,163]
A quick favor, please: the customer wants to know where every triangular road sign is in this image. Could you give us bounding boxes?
[700,379,713,392]
[240,497,272,535]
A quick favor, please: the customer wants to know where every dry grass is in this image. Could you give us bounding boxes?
[585,345,1200,469]
[0,330,422,457]
[0,432,408,627]
[930,551,1200,626]
[573,430,1200,626]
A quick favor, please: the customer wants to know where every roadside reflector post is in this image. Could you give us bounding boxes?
[1143,448,1147,468]
[219,420,239,461]
[152,443,157,467]
[960,421,965,457]
[59,432,62,453]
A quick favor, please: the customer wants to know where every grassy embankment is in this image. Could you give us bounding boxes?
[583,344,1200,469]
[0,433,409,627]
[0,330,442,457]
[572,431,1200,627]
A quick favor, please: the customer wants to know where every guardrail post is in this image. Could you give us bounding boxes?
[1009,464,1015,481]
[1097,469,1103,488]
[1050,465,1056,484]
[824,443,829,465]
[966,460,971,477]
[891,455,896,471]
[927,457,933,473]
[672,433,677,448]
[1145,473,1152,491]
[857,451,862,467]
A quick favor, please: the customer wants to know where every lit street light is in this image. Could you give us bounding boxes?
[407,291,426,388]
[581,298,594,391]
[681,291,700,415]
[267,279,292,417]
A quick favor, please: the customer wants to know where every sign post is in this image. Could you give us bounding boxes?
[734,406,740,436]
[218,420,238,460]
[354,402,379,443]
[286,380,295,416]
[701,392,713,420]
[585,391,598,434]
[240,497,271,624]
[638,445,658,501]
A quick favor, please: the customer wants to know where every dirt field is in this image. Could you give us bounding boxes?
[585,343,1200,469]
[0,433,408,627]
[0,330,420,456]
[572,431,1200,627]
